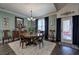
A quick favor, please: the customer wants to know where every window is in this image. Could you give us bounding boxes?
[38,18,45,31]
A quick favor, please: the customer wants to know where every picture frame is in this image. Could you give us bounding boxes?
[15,17,24,29]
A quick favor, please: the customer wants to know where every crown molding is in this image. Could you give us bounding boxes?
[0,8,27,18]
[37,11,57,19]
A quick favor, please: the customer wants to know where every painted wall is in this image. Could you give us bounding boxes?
[24,18,29,31]
[0,11,15,31]
[49,15,56,31]
[0,11,29,41]
[24,18,36,32]
[49,15,57,38]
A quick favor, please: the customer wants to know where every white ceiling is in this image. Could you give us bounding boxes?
[0,3,56,18]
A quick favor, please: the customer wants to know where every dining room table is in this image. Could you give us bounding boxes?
[20,32,43,48]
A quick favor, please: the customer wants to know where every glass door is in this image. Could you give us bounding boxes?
[61,17,72,44]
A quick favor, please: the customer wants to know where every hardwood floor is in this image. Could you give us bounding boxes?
[0,41,79,55]
[51,43,79,55]
[0,44,15,55]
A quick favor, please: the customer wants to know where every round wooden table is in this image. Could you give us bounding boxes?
[20,33,43,48]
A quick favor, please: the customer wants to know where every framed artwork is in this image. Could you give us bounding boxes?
[15,17,24,29]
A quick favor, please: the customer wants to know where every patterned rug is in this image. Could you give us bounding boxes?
[8,40,56,55]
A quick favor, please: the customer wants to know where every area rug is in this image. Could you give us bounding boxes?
[8,40,56,55]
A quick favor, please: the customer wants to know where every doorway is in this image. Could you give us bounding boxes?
[61,17,72,44]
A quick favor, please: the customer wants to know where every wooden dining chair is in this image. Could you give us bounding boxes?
[37,35,44,48]
[36,31,45,48]
[19,33,30,49]
[20,36,25,48]
[19,32,24,48]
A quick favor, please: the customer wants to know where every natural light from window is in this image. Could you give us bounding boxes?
[38,18,45,31]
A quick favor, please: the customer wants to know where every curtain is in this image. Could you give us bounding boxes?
[72,15,79,46]
[56,18,61,42]
[45,17,49,40]
[35,19,38,32]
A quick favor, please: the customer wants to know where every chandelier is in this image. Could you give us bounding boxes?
[27,10,36,21]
